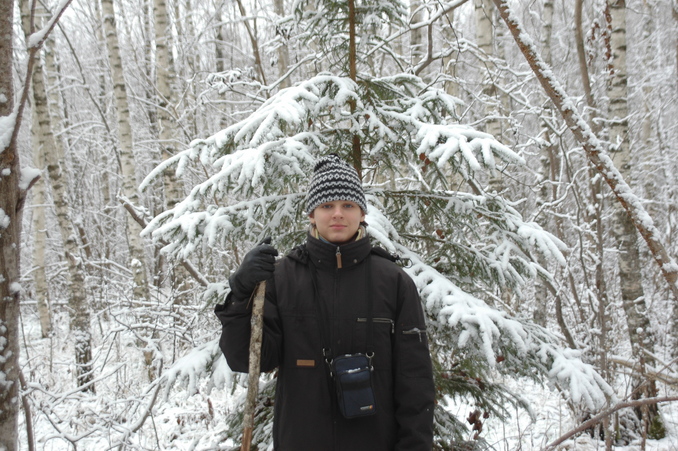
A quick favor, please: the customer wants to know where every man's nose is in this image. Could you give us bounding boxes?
[332,206,343,217]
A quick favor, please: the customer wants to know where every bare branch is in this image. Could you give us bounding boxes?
[493,0,678,302]
[119,197,210,287]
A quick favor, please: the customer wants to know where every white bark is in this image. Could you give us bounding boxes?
[21,0,93,390]
[273,0,290,89]
[442,9,459,98]
[153,0,182,210]
[606,0,653,355]
[410,0,426,64]
[533,0,556,329]
[475,0,504,192]
[101,0,150,301]
[30,169,51,338]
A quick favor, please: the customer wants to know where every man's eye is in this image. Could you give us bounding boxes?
[344,203,353,208]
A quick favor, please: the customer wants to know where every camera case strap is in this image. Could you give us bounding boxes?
[307,250,377,419]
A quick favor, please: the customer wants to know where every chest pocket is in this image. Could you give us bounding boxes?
[353,316,394,371]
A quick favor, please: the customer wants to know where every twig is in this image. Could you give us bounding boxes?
[115,383,162,450]
[608,356,678,386]
[119,197,210,287]
[19,370,35,451]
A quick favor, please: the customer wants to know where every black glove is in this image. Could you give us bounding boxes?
[229,237,279,298]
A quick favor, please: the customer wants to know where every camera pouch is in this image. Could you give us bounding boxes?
[331,353,376,419]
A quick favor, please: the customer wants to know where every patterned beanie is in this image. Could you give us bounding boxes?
[305,154,367,214]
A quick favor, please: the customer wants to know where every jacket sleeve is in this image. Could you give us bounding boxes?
[392,270,435,450]
[214,275,283,373]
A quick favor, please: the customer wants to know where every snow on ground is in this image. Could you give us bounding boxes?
[16,303,678,450]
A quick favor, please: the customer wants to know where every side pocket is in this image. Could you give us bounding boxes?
[402,326,426,342]
[397,325,430,378]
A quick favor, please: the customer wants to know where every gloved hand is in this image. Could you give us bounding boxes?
[229,237,279,298]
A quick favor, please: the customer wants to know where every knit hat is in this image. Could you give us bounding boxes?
[305,154,367,214]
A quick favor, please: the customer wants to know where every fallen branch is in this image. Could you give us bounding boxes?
[544,396,678,450]
[608,356,678,387]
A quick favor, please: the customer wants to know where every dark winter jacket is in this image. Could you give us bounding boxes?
[215,233,435,450]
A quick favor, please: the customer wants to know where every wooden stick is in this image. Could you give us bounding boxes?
[242,281,266,451]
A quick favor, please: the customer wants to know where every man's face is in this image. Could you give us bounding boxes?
[309,200,365,244]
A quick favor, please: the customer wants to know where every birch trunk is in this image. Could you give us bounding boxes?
[607,0,664,437]
[101,0,151,302]
[606,0,652,358]
[533,0,555,328]
[153,0,182,210]
[273,0,290,89]
[442,9,459,98]
[475,0,501,132]
[30,167,51,338]
[215,6,226,74]
[21,0,94,390]
[27,22,51,336]
[0,0,21,445]
[475,0,506,195]
[410,0,426,64]
[153,0,194,314]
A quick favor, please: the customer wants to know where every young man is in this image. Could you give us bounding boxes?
[215,154,435,450]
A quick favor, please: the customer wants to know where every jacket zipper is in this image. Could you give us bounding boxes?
[357,317,395,334]
[335,246,342,269]
[402,327,426,342]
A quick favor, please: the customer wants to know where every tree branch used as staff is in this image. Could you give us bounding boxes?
[242,282,267,451]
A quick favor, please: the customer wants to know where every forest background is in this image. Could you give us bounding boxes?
[1,0,678,449]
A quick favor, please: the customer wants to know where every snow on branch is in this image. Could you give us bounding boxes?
[416,123,524,173]
[367,211,612,410]
[160,339,234,401]
[142,72,530,259]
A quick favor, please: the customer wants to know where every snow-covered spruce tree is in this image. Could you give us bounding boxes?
[142,0,613,448]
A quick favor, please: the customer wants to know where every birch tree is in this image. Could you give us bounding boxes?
[606,0,664,438]
[20,0,95,391]
[153,0,183,210]
[101,0,159,379]
[101,0,151,301]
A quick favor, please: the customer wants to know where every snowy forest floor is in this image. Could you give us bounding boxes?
[17,302,678,451]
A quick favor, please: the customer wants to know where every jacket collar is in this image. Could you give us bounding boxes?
[304,231,371,270]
